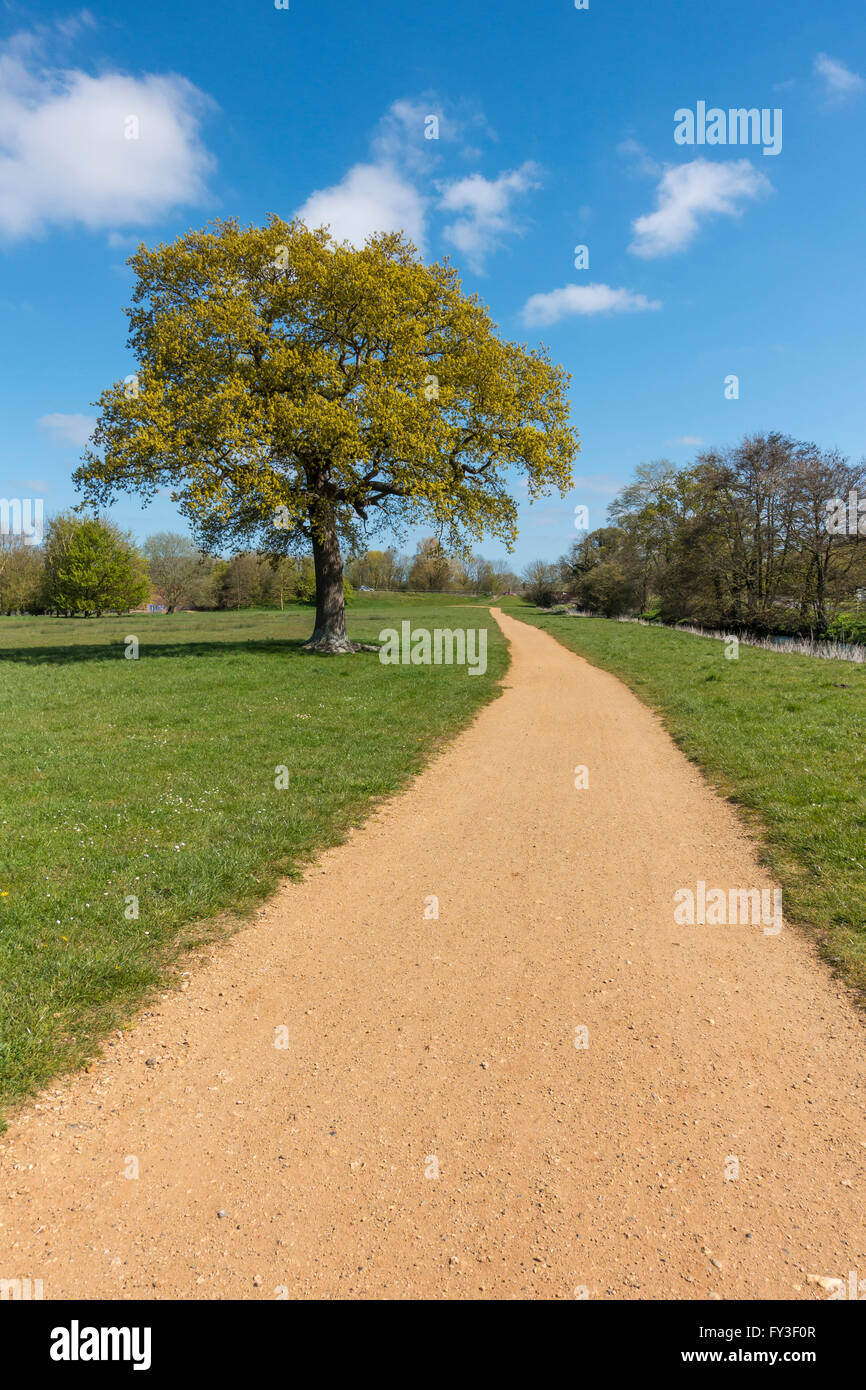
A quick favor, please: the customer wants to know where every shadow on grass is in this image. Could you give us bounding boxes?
[0,638,383,664]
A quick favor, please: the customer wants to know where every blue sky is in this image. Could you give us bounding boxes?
[1,0,864,568]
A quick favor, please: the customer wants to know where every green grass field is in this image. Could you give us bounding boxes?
[4,592,863,1122]
[0,595,505,1120]
[503,600,866,997]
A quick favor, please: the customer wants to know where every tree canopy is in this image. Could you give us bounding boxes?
[44,514,149,617]
[554,434,866,630]
[75,217,579,650]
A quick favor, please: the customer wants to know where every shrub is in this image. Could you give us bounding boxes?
[828,610,866,644]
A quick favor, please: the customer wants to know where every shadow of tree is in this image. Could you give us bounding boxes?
[0,638,334,665]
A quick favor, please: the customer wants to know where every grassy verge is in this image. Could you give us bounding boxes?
[0,595,503,1119]
[501,600,866,997]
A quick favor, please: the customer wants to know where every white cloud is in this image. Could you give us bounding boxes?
[814,53,865,102]
[0,31,216,239]
[572,474,626,495]
[294,96,457,250]
[667,435,705,446]
[370,98,456,171]
[521,282,661,327]
[38,412,95,446]
[629,158,770,258]
[107,230,140,248]
[294,100,532,270]
[295,161,427,250]
[617,138,661,178]
[370,95,494,170]
[440,162,541,272]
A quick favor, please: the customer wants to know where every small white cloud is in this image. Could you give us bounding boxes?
[521,282,661,328]
[814,53,865,102]
[38,412,95,446]
[667,435,705,446]
[107,230,140,249]
[629,158,770,258]
[369,95,494,170]
[572,474,625,495]
[617,138,661,178]
[439,161,541,272]
[55,11,98,43]
[0,29,216,239]
[369,96,466,171]
[371,98,443,170]
[295,161,427,250]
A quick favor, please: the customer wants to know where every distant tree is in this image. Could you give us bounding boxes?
[522,559,560,607]
[606,459,682,611]
[0,535,45,614]
[372,547,407,590]
[269,554,301,610]
[576,556,635,616]
[474,558,499,594]
[588,434,866,633]
[142,532,209,612]
[44,514,149,617]
[75,217,578,652]
[786,443,866,629]
[560,526,641,616]
[345,547,407,591]
[489,560,522,594]
[408,537,454,592]
[219,552,275,609]
[292,556,317,604]
[454,553,494,594]
[462,554,520,595]
[192,557,226,610]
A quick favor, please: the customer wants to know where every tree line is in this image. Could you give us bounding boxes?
[346,537,521,596]
[524,433,866,641]
[0,514,521,616]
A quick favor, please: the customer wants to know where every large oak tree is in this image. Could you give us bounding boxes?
[76,217,579,650]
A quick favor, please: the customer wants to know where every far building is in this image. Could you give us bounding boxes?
[131,588,195,614]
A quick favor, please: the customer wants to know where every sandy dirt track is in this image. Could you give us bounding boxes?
[1,608,864,1300]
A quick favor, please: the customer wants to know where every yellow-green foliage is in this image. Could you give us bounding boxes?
[75,218,579,551]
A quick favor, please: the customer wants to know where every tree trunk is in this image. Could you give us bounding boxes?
[303,503,354,653]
